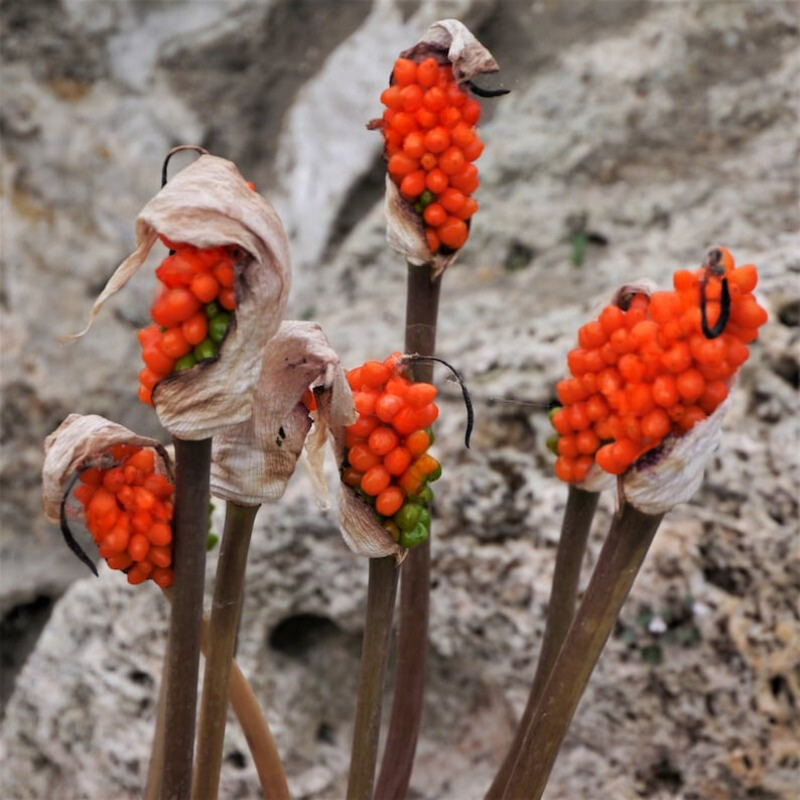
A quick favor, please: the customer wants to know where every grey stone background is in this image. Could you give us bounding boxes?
[1,0,798,798]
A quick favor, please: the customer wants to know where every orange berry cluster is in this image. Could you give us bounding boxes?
[137,237,239,406]
[380,57,483,253]
[345,354,442,549]
[550,249,768,482]
[73,445,174,587]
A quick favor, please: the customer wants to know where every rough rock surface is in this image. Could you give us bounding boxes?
[2,1,799,799]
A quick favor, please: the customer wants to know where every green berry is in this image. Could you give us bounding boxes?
[399,522,428,549]
[414,202,423,214]
[205,301,221,319]
[175,355,196,371]
[193,338,217,362]
[419,190,434,207]
[383,520,401,542]
[548,406,561,422]
[414,485,434,505]
[425,427,436,445]
[417,507,431,529]
[427,463,442,482]
[394,502,422,532]
[209,312,232,344]
[546,434,560,455]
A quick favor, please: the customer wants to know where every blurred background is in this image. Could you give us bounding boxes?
[1,0,798,797]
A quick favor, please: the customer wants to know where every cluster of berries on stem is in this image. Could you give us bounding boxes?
[379,57,483,253]
[549,248,768,482]
[72,445,174,587]
[344,354,442,549]
[137,237,239,405]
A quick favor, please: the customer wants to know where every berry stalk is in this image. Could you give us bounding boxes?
[346,556,400,800]
[193,502,260,800]
[375,262,442,799]
[159,437,212,800]
[500,503,664,800]
[486,486,599,799]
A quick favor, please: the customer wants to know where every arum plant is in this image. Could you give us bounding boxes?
[368,20,506,798]
[65,149,291,799]
[40,415,279,798]
[494,247,768,799]
[194,320,354,800]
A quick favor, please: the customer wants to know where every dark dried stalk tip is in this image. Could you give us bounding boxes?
[59,472,98,576]
[467,80,510,97]
[701,276,731,339]
[401,354,474,448]
[161,145,210,188]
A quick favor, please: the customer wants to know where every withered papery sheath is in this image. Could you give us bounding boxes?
[210,321,353,507]
[69,155,291,440]
[42,413,173,523]
[385,19,500,278]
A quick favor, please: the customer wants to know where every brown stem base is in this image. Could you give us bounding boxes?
[487,487,599,799]
[501,504,664,800]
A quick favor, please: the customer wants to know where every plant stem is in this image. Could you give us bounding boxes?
[500,503,664,800]
[201,618,289,800]
[346,556,400,800]
[144,651,170,800]
[160,437,211,800]
[158,587,289,800]
[486,486,599,799]
[374,261,441,800]
[193,502,259,800]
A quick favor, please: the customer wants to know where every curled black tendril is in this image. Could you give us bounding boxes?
[161,144,209,188]
[700,248,731,339]
[466,80,510,98]
[59,471,98,577]
[401,355,474,449]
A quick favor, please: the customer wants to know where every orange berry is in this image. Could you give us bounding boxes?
[437,217,468,249]
[554,457,575,482]
[455,197,478,220]
[426,228,440,253]
[349,414,379,438]
[368,426,399,456]
[461,98,481,124]
[354,390,378,416]
[388,152,420,179]
[149,545,172,569]
[384,446,412,476]
[585,394,609,421]
[424,203,447,227]
[425,168,449,194]
[349,443,381,472]
[381,85,404,110]
[160,327,191,359]
[578,321,606,350]
[557,435,578,458]
[550,408,572,435]
[662,342,692,374]
[405,429,432,456]
[106,554,133,571]
[376,486,405,516]
[393,58,417,86]
[439,106,461,128]
[438,146,466,175]
[461,136,484,162]
[151,567,174,589]
[416,58,439,88]
[413,453,439,477]
[439,187,466,213]
[361,465,391,496]
[400,84,424,111]
[573,456,593,483]
[652,374,680,408]
[414,403,439,428]
[618,355,646,383]
[731,298,767,329]
[399,469,423,496]
[361,361,391,388]
[392,407,420,435]
[403,131,426,159]
[640,408,671,440]
[676,369,705,403]
[423,86,447,112]
[567,403,590,431]
[628,384,655,415]
[128,533,150,562]
[343,467,364,487]
[219,288,236,311]
[730,265,757,293]
[698,380,728,413]
[147,522,172,547]
[190,273,220,304]
[599,306,625,334]
[375,393,405,422]
[400,170,426,199]
[406,382,438,408]
[449,163,479,193]
[678,405,707,432]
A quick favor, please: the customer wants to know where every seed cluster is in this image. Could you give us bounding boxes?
[73,445,174,587]
[345,354,442,549]
[380,57,483,254]
[549,249,768,482]
[137,238,239,406]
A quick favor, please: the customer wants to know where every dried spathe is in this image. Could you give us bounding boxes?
[42,414,175,585]
[69,155,291,440]
[548,248,768,509]
[380,20,500,276]
[210,321,353,507]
